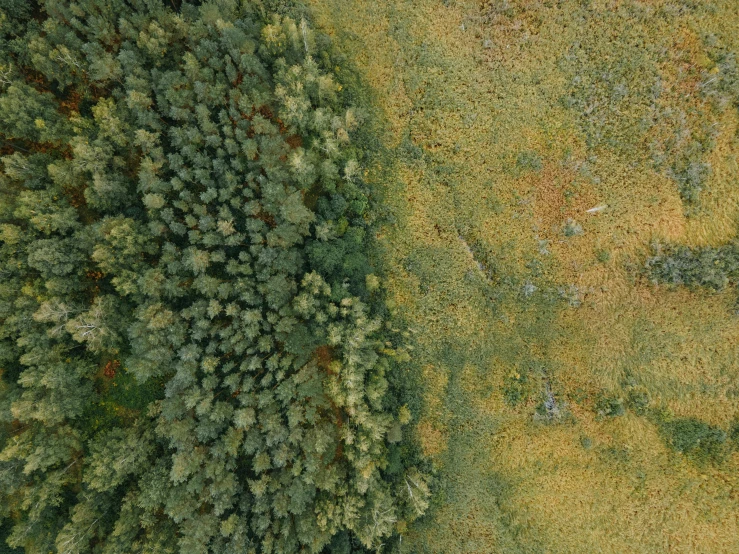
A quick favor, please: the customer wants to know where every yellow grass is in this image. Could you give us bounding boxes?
[310,0,739,551]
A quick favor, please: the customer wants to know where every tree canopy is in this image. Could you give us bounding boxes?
[0,1,428,552]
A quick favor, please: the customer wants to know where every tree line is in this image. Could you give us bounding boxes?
[0,1,428,552]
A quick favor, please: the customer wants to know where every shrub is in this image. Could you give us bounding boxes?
[595,249,611,264]
[594,393,625,418]
[625,387,650,416]
[503,371,529,406]
[645,241,739,291]
[563,218,584,237]
[660,417,729,464]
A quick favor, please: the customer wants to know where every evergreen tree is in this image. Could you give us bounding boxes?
[0,1,428,553]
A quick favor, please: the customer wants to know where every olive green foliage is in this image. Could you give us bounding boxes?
[659,417,729,464]
[701,42,739,117]
[646,241,739,291]
[593,393,625,419]
[514,150,542,173]
[502,372,529,407]
[0,1,428,553]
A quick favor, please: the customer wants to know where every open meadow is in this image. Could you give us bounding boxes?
[309,0,739,551]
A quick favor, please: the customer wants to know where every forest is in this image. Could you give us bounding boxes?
[2,0,739,553]
[0,1,428,553]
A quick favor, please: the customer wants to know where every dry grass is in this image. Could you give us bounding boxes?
[309,0,739,551]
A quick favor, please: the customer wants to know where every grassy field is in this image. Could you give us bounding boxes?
[309,0,739,552]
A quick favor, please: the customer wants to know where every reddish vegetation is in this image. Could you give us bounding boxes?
[58,90,83,116]
[21,67,48,90]
[314,345,334,372]
[103,360,120,379]
[257,105,274,120]
[255,210,277,228]
[64,185,87,208]
[285,133,302,149]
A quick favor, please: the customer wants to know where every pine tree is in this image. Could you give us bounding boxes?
[0,1,428,553]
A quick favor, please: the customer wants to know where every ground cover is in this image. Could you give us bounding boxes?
[308,1,739,551]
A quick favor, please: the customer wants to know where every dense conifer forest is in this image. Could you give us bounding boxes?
[0,1,428,552]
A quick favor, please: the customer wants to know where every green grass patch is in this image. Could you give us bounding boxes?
[659,417,730,465]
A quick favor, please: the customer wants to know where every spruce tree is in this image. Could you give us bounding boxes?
[0,1,428,552]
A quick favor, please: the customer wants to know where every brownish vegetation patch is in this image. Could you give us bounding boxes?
[285,133,302,149]
[417,419,447,457]
[64,184,88,209]
[528,162,598,241]
[103,360,120,379]
[58,90,83,116]
[254,210,277,228]
[314,344,335,372]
